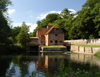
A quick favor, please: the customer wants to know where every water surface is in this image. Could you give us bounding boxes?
[0,52,100,77]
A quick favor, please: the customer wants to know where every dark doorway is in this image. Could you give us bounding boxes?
[67,46,70,51]
[55,40,58,45]
[29,46,38,51]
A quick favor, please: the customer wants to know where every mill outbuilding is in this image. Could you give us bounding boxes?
[36,24,64,46]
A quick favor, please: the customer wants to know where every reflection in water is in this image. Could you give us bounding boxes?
[6,62,16,77]
[0,52,100,77]
[70,53,100,67]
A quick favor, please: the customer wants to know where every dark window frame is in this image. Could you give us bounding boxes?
[55,34,58,36]
[50,40,52,43]
[60,41,62,43]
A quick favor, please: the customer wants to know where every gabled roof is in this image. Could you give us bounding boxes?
[36,28,48,37]
[45,25,61,34]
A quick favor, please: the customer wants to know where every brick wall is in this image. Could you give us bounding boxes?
[47,34,64,46]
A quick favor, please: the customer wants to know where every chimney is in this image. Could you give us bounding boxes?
[47,24,52,30]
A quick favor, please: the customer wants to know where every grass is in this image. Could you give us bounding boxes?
[72,44,100,48]
[94,51,100,58]
[42,45,64,47]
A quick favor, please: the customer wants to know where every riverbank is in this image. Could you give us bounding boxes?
[0,44,27,55]
[72,44,100,47]
[71,44,100,54]
[39,45,67,51]
[94,51,100,58]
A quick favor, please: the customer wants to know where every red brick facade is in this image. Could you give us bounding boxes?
[36,24,64,46]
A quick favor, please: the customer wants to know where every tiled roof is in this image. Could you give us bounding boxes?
[45,25,60,34]
[36,28,48,37]
[36,24,63,36]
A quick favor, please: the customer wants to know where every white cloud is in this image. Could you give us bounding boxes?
[37,9,76,19]
[29,24,37,32]
[37,11,61,19]
[68,9,76,14]
[12,22,37,32]
[7,9,16,14]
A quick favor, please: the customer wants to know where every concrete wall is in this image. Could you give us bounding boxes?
[71,46,100,54]
[40,46,66,51]
[65,38,100,44]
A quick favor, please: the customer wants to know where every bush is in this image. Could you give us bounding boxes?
[94,51,100,58]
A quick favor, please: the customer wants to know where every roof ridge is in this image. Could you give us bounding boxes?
[45,26,54,34]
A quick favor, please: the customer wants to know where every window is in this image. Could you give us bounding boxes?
[55,34,58,36]
[50,40,52,43]
[41,41,42,43]
[60,41,62,43]
[55,28,57,31]
[55,40,58,45]
[41,35,43,38]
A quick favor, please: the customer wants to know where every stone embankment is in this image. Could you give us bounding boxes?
[39,46,67,52]
[71,46,100,54]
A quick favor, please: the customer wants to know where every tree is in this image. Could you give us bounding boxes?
[91,3,100,37]
[29,29,36,37]
[82,0,100,9]
[60,8,74,19]
[46,13,61,23]
[69,0,100,39]
[0,0,12,54]
[10,26,21,43]
[0,11,11,45]
[16,22,30,46]
[0,0,12,12]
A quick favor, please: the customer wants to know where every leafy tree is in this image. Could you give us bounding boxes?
[82,0,100,9]
[36,20,41,27]
[0,0,12,12]
[91,3,100,36]
[0,0,12,54]
[29,29,36,37]
[46,13,61,23]
[60,8,74,19]
[10,26,21,43]
[69,0,100,39]
[16,22,30,46]
[0,11,10,43]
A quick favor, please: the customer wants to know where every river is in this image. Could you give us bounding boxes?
[0,52,100,77]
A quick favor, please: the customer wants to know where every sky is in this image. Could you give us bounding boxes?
[7,0,87,32]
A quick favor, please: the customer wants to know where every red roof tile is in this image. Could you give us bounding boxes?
[47,24,52,27]
[45,25,60,34]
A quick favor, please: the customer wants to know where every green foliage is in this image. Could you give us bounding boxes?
[29,71,36,77]
[33,0,100,40]
[46,13,61,23]
[60,8,74,19]
[29,29,36,37]
[53,59,100,77]
[94,51,100,58]
[10,26,21,43]
[0,11,11,44]
[0,0,12,12]
[16,22,30,46]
